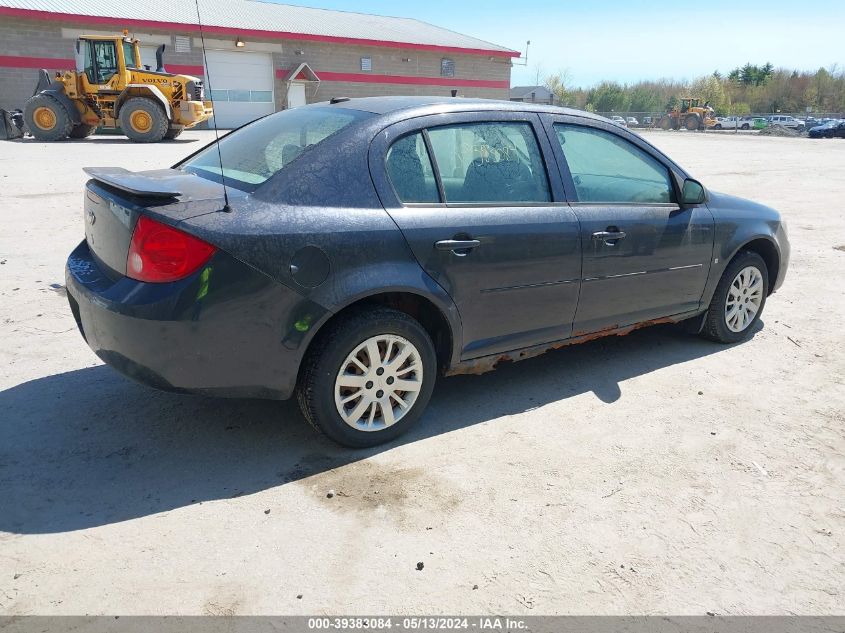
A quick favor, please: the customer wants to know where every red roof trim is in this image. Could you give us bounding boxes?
[0,55,204,76]
[168,64,205,75]
[0,6,520,58]
[0,55,507,88]
[0,54,73,70]
[277,68,508,89]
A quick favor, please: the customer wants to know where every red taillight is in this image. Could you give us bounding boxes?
[126,215,216,283]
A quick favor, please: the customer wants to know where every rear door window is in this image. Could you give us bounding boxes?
[426,121,551,203]
[553,124,674,204]
[385,132,440,203]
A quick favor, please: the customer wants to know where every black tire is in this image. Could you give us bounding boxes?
[119,97,169,142]
[685,114,701,131]
[701,251,769,344]
[23,93,73,141]
[659,116,672,131]
[164,126,184,140]
[741,123,750,130]
[69,123,96,139]
[297,308,437,448]
[714,124,723,130]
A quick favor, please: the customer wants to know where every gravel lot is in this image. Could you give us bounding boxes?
[0,129,843,615]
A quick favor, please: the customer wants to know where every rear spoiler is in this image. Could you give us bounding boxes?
[83,167,183,198]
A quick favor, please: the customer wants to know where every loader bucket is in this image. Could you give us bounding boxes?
[33,69,51,96]
[0,109,25,140]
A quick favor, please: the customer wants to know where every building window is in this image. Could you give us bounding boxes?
[361,57,372,71]
[440,58,455,77]
[174,36,191,53]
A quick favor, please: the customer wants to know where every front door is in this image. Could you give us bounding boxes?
[545,118,714,335]
[372,113,582,359]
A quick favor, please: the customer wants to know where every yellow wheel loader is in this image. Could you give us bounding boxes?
[657,97,716,131]
[23,32,213,142]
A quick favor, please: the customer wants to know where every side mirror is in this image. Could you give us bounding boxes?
[681,178,706,205]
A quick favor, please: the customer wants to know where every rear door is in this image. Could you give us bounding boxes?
[542,114,714,335]
[370,112,582,360]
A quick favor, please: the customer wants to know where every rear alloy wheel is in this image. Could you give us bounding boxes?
[119,97,169,143]
[24,94,73,141]
[702,251,769,343]
[297,308,437,447]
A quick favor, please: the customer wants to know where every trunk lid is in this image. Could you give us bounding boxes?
[82,167,231,279]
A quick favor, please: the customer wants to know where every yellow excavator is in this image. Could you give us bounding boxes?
[22,31,213,142]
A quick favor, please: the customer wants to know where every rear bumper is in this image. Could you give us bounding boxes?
[66,239,327,399]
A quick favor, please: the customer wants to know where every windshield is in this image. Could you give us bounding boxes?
[181,106,373,192]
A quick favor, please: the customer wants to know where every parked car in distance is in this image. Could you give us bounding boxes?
[804,117,831,130]
[808,119,845,138]
[610,115,627,126]
[626,116,639,127]
[66,97,790,447]
[713,116,742,130]
[752,117,769,129]
[768,115,805,131]
[642,116,653,127]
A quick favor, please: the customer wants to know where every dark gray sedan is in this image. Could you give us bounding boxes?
[66,97,789,447]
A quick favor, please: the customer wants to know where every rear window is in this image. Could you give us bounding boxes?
[181,106,372,192]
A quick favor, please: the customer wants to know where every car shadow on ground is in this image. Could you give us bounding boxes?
[0,322,760,534]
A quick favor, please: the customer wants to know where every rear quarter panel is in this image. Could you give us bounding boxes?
[177,121,463,365]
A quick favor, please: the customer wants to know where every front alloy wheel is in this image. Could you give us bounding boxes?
[725,266,764,332]
[702,251,769,343]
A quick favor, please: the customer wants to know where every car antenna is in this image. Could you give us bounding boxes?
[193,0,231,212]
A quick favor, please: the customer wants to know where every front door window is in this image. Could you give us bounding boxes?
[553,124,674,204]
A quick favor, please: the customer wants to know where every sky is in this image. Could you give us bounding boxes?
[271,0,845,87]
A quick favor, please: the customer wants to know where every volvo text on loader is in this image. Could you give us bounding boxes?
[24,32,213,142]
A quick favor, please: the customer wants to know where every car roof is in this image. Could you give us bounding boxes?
[317,95,605,122]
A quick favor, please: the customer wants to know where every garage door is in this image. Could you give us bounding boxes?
[203,50,275,129]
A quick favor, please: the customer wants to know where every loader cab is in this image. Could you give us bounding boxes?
[75,36,139,90]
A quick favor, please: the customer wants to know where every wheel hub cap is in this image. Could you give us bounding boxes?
[725,266,763,332]
[33,106,56,130]
[334,334,423,431]
[130,111,152,133]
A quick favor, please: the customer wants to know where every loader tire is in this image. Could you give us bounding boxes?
[69,123,96,139]
[685,114,701,131]
[24,94,73,141]
[163,126,184,140]
[659,116,672,130]
[119,97,168,143]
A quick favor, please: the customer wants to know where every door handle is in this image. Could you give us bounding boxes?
[435,239,481,255]
[592,230,627,244]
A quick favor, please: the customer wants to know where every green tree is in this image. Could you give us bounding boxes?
[543,71,574,107]
[589,82,628,113]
